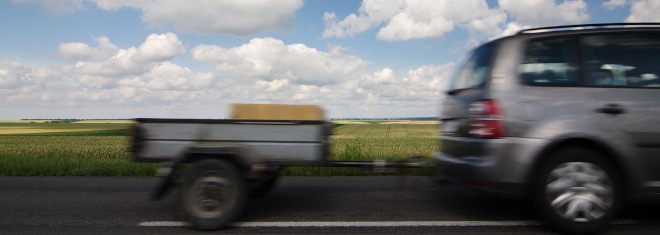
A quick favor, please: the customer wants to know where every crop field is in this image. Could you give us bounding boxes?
[0,122,131,135]
[0,120,439,176]
[283,122,438,176]
[332,123,437,138]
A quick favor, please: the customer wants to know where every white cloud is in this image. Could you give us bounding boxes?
[603,0,628,10]
[13,0,85,14]
[626,0,660,22]
[357,64,452,101]
[598,0,660,25]
[133,33,185,62]
[118,62,213,90]
[58,42,93,60]
[0,61,33,89]
[322,0,406,38]
[498,0,589,26]
[328,63,452,118]
[91,0,303,35]
[57,36,120,61]
[3,30,453,119]
[370,68,397,84]
[71,33,184,77]
[1,60,452,119]
[488,22,532,40]
[323,0,507,41]
[90,0,151,10]
[15,0,303,35]
[1,34,221,119]
[191,37,369,86]
[255,79,289,92]
[376,12,454,41]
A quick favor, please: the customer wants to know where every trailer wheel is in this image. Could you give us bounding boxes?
[249,171,281,197]
[180,159,247,231]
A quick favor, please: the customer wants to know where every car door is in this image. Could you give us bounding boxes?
[581,32,660,193]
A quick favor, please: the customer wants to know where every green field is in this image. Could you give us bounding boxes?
[0,121,439,176]
[333,123,437,138]
[0,122,131,135]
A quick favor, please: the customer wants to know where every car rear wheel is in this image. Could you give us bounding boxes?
[533,147,623,234]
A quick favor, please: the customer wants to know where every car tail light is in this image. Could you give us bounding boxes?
[468,100,504,139]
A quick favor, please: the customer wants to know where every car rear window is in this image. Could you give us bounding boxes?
[448,42,495,92]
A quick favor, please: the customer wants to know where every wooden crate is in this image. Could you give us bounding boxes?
[230,103,325,121]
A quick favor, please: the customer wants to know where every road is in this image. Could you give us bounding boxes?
[1,176,659,234]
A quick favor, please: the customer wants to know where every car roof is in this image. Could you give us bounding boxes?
[466,23,660,61]
[511,22,660,38]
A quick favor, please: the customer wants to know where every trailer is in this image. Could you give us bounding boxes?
[129,104,431,230]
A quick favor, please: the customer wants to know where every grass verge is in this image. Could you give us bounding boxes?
[0,154,158,176]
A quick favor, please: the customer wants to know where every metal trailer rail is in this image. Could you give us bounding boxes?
[153,156,434,198]
[257,158,434,172]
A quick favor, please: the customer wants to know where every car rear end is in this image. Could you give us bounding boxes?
[433,37,544,197]
[434,23,660,234]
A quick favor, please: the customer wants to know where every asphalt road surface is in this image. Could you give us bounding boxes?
[1,176,659,234]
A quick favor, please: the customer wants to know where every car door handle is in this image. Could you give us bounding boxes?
[596,104,625,115]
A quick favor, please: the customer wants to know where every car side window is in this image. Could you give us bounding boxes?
[581,33,660,88]
[520,37,579,86]
[449,42,495,91]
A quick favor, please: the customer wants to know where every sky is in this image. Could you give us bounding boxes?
[0,0,658,120]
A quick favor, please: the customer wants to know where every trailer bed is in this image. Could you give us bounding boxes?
[131,118,332,164]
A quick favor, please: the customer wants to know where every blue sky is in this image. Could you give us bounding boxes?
[0,0,657,119]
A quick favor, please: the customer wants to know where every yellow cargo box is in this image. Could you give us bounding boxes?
[230,103,325,121]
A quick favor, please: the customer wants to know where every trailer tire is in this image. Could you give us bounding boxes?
[249,171,280,197]
[180,159,247,231]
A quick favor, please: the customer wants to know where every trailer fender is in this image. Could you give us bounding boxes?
[151,146,251,201]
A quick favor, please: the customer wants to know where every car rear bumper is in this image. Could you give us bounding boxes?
[432,136,547,198]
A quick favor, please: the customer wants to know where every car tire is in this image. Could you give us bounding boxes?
[532,147,624,234]
[179,159,247,231]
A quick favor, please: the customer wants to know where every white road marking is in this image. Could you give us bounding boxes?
[232,221,542,227]
[139,221,187,227]
[139,221,542,227]
[139,220,638,228]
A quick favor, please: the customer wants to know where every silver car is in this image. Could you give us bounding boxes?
[433,23,660,234]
